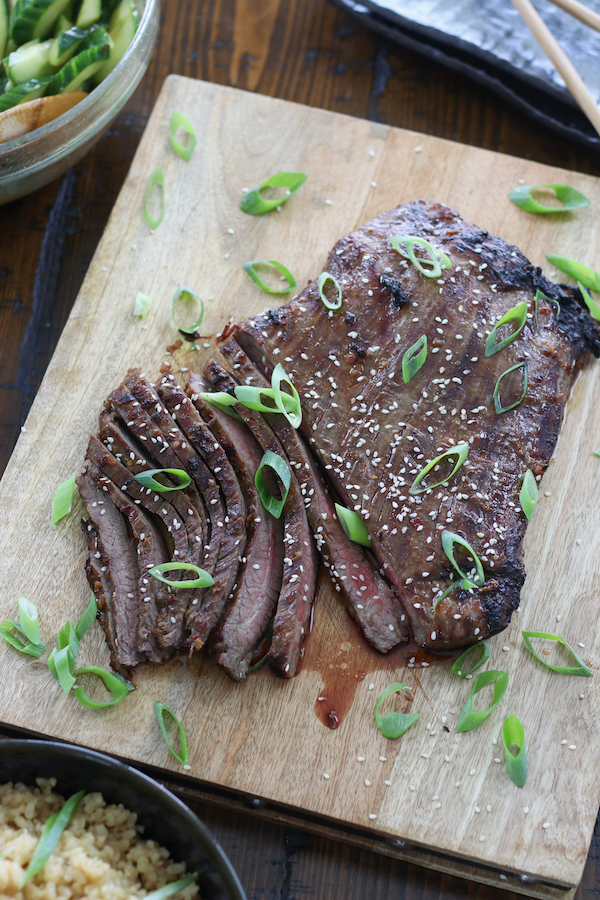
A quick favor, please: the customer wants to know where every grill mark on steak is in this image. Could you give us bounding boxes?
[229,199,600,650]
[157,373,247,650]
[190,365,284,682]
[215,341,319,679]
[226,334,409,653]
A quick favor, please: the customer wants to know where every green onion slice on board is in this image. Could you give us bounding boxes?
[493,361,528,414]
[441,530,484,590]
[72,666,133,707]
[409,443,468,495]
[402,334,427,384]
[509,184,590,214]
[155,701,189,765]
[20,790,85,887]
[149,562,215,589]
[51,473,77,524]
[521,631,593,676]
[390,235,451,278]
[271,364,302,428]
[334,504,371,547]
[133,468,191,493]
[374,683,419,738]
[578,282,600,321]
[172,285,204,335]
[0,597,46,658]
[133,291,150,317]
[545,254,600,293]
[503,714,528,788]
[317,271,342,310]
[484,301,527,357]
[169,111,196,161]
[452,641,491,677]
[255,451,291,519]
[519,470,538,522]
[48,645,76,694]
[455,669,509,733]
[144,168,165,229]
[243,259,297,294]
[594,449,600,458]
[144,875,199,900]
[240,171,307,215]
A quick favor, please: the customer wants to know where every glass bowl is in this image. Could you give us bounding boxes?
[0,0,159,205]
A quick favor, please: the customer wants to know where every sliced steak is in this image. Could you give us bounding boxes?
[230,199,600,649]
[157,373,247,650]
[218,339,408,653]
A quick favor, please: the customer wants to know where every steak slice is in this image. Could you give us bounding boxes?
[157,373,247,650]
[218,338,409,653]
[188,369,284,682]
[230,199,600,649]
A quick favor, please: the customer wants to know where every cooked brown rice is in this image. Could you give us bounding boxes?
[0,778,200,899]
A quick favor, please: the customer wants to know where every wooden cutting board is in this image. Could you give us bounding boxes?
[1,75,600,896]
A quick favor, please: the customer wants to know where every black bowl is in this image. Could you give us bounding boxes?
[0,740,246,900]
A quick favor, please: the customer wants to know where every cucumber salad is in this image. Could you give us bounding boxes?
[0,0,138,113]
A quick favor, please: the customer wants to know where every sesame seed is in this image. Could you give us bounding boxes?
[569,745,576,750]
[365,779,371,786]
[543,822,550,829]
[384,780,391,786]
[524,807,529,814]
[409,785,416,791]
[369,814,377,820]
[380,757,387,761]
[469,768,476,775]
[183,764,191,771]
[323,773,330,780]
[357,756,365,762]
[479,836,486,842]
[368,683,375,690]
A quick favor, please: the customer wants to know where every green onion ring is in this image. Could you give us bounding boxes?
[155,701,189,765]
[144,168,165,230]
[169,111,197,161]
[134,292,150,318]
[145,875,199,900]
[133,468,192,493]
[51,474,77,525]
[243,260,297,294]
[255,451,292,519]
[72,666,134,708]
[455,669,509,733]
[334,504,371,547]
[493,361,528,414]
[452,641,491,677]
[20,791,85,886]
[390,235,451,278]
[234,385,280,413]
[48,646,76,694]
[172,285,204,335]
[0,597,46,657]
[484,301,527,357]
[402,334,427,384]
[502,714,528,788]
[519,470,538,522]
[545,254,600,292]
[409,443,468,495]
[271,364,302,428]
[149,562,215,589]
[240,171,307,215]
[0,622,45,658]
[578,282,600,322]
[521,631,593,676]
[441,530,484,590]
[509,184,590,214]
[317,271,342,310]
[534,289,560,333]
[374,682,419,738]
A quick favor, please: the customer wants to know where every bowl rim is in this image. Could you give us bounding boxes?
[0,0,158,154]
[0,737,247,900]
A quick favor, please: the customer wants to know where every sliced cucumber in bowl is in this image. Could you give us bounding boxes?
[8,36,55,81]
[0,72,51,109]
[10,0,72,43]
[49,20,109,91]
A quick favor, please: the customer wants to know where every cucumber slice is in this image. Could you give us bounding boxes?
[75,0,99,27]
[0,72,50,109]
[92,0,134,82]
[8,36,54,81]
[49,21,109,91]
[48,22,85,65]
[53,11,70,34]
[0,73,10,91]
[11,0,71,43]
[0,0,8,58]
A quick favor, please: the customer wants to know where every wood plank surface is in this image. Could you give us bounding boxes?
[1,73,600,894]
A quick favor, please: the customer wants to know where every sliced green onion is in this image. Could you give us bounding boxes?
[75,595,97,642]
[48,646,76,694]
[240,171,307,215]
[248,618,275,672]
[149,563,215,589]
[493,361,528,415]
[255,451,291,519]
[133,292,150,318]
[503,714,528,788]
[390,235,451,278]
[519,469,538,522]
[545,254,600,292]
[198,391,242,419]
[334,504,371,547]
[317,271,342,310]
[72,666,134,708]
[0,622,45,658]
[521,631,593,676]
[133,468,192,493]
[484,301,527,357]
[455,669,509,733]
[243,260,297,294]
[17,596,41,645]
[172,285,204,335]
[51,474,77,524]
[145,875,199,900]
[578,282,600,321]
[0,598,46,657]
[20,790,85,887]
[509,184,590,214]
[144,168,165,230]
[452,641,491,677]
[432,580,457,612]
[533,289,559,333]
[155,701,189,765]
[441,530,484,590]
[409,443,468,495]
[374,683,419,738]
[402,335,427,384]
[234,385,280,413]
[271,364,302,428]
[169,111,196,161]
[594,449,600,458]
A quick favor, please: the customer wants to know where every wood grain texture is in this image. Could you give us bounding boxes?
[1,75,600,894]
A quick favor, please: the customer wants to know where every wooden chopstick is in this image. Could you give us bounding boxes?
[510,0,600,138]
[547,0,600,35]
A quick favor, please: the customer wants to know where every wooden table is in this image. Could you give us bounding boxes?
[2,2,600,897]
